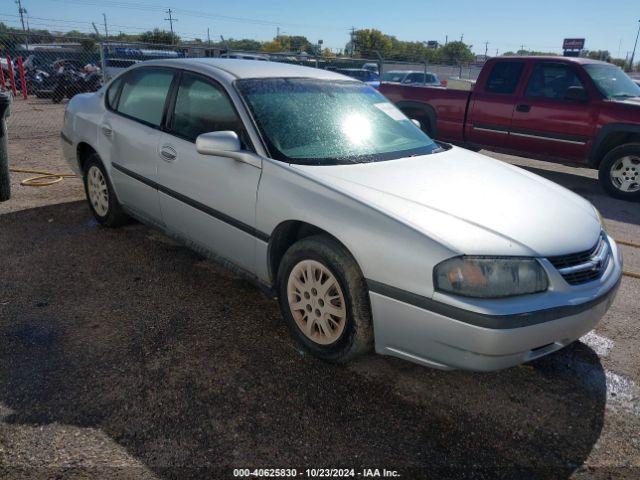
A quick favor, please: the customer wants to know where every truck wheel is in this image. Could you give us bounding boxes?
[598,143,640,201]
[277,235,373,363]
[83,154,130,227]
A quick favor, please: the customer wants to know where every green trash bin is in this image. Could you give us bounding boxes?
[0,91,12,202]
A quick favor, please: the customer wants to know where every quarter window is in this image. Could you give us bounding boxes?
[485,62,525,94]
[116,68,174,126]
[169,73,244,142]
[105,76,122,109]
[525,63,585,100]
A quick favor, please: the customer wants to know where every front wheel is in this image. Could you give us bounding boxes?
[598,143,640,201]
[277,235,373,363]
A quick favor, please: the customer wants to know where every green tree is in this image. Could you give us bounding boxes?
[138,28,180,45]
[433,41,475,64]
[226,38,262,52]
[352,29,392,57]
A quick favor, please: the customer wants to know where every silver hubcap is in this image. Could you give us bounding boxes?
[87,166,109,217]
[287,260,347,345]
[610,156,640,193]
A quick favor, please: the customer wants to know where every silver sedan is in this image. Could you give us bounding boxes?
[61,59,622,371]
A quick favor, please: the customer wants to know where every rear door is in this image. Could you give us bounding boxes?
[103,67,175,223]
[466,60,525,147]
[508,61,598,161]
[156,70,262,272]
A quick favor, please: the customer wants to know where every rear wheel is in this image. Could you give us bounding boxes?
[277,235,373,363]
[83,154,130,227]
[598,143,640,201]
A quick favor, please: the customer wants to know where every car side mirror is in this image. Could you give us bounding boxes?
[196,131,241,155]
[196,131,261,168]
[411,119,421,128]
[565,86,588,102]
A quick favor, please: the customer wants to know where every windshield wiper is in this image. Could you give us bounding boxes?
[611,94,638,99]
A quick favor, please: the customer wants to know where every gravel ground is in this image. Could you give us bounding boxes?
[0,99,639,479]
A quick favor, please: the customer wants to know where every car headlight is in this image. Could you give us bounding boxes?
[434,256,549,298]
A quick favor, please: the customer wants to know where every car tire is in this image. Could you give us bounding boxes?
[598,143,640,201]
[82,153,130,227]
[277,235,373,363]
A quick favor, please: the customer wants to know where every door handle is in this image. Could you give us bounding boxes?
[159,145,177,162]
[516,104,531,113]
[101,124,113,136]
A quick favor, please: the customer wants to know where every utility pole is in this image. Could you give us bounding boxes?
[484,41,489,57]
[165,8,177,40]
[15,0,28,49]
[276,26,280,39]
[629,19,640,72]
[460,34,464,42]
[207,27,211,46]
[102,13,109,40]
[445,35,448,45]
[15,0,26,32]
[520,44,525,53]
[495,48,499,57]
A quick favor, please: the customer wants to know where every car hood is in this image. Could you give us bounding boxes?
[292,147,601,257]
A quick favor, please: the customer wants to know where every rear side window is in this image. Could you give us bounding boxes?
[169,72,244,142]
[485,62,525,94]
[117,68,174,126]
[525,63,584,99]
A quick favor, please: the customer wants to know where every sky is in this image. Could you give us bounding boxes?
[2,0,639,58]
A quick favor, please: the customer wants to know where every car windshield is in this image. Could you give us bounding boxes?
[381,71,406,82]
[236,78,439,165]
[584,64,640,99]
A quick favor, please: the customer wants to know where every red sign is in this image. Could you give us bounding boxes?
[563,38,585,50]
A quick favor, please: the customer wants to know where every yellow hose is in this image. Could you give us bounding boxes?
[10,168,78,187]
[7,167,640,279]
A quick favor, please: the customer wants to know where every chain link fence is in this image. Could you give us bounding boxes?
[1,31,482,142]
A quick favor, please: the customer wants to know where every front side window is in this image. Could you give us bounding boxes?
[584,64,640,99]
[170,73,244,141]
[236,78,439,165]
[485,61,525,94]
[116,68,174,126]
[525,63,584,100]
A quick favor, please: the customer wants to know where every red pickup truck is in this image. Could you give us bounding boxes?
[379,56,640,201]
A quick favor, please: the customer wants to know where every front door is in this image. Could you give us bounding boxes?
[103,67,176,223]
[156,71,262,273]
[508,61,598,161]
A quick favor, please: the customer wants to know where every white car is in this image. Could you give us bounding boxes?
[61,59,622,371]
[381,70,441,86]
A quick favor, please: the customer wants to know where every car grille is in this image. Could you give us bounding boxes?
[547,234,610,286]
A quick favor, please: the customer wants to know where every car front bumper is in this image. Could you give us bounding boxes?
[369,239,623,371]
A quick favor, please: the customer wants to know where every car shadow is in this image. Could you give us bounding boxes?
[0,202,607,479]
[511,164,640,227]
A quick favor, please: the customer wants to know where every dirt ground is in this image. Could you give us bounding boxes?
[0,97,639,479]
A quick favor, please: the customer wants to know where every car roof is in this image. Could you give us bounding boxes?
[130,58,347,80]
[491,55,612,66]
